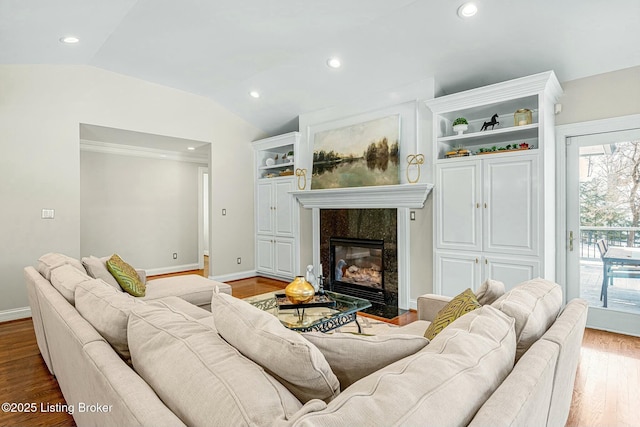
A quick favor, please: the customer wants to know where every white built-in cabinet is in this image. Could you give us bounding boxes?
[426,71,562,296]
[253,132,300,280]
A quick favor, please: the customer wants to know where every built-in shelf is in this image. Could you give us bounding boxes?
[438,123,538,144]
[259,162,295,171]
[291,183,433,209]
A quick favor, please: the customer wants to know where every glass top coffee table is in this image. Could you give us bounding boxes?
[245,291,371,333]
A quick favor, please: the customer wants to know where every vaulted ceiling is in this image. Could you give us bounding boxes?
[2,0,639,135]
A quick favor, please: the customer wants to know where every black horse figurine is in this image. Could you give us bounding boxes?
[480,114,499,131]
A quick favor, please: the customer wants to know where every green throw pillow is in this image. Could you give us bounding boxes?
[106,254,145,297]
[424,288,481,340]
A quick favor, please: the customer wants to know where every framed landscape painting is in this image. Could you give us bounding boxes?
[311,114,401,189]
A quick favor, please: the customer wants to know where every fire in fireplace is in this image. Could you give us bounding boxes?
[330,237,385,304]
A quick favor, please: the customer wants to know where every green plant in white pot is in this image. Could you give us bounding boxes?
[452,117,469,135]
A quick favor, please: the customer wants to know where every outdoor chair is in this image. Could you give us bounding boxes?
[597,239,640,306]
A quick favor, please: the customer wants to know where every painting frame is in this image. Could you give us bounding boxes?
[310,114,402,190]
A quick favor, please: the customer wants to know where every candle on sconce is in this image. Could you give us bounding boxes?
[318,263,323,278]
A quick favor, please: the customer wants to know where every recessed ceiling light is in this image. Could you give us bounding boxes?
[327,57,341,69]
[457,2,478,18]
[249,91,260,98]
[187,146,195,151]
[59,36,79,44]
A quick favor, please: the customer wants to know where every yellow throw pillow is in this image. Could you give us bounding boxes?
[424,288,481,340]
[106,254,146,297]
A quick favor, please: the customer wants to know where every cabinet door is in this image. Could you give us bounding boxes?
[274,179,294,236]
[274,237,295,278]
[435,250,481,297]
[483,255,540,292]
[256,236,274,273]
[256,181,274,234]
[436,161,482,251]
[483,155,538,256]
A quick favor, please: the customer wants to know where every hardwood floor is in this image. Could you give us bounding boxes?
[1,269,639,426]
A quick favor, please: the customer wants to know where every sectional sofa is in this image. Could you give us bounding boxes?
[23,253,587,426]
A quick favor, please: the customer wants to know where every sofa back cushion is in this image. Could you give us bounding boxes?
[82,255,122,290]
[75,279,145,359]
[286,305,516,426]
[211,291,340,403]
[302,332,429,390]
[49,264,94,305]
[37,252,84,280]
[476,278,506,305]
[492,278,562,361]
[128,304,303,427]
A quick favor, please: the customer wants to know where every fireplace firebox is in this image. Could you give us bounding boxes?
[330,237,385,304]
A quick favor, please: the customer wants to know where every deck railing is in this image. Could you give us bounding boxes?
[580,226,640,259]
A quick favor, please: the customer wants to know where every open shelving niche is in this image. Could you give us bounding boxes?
[255,141,296,179]
[434,94,540,161]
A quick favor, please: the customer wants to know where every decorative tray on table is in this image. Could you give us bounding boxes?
[274,293,336,309]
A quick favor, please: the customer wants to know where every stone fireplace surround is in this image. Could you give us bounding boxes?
[292,183,433,311]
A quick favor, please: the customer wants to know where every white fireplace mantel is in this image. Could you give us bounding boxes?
[291,182,434,311]
[291,183,433,209]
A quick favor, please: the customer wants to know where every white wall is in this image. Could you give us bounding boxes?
[80,150,201,272]
[0,65,262,314]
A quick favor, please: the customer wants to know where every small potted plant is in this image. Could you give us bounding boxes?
[287,150,294,164]
[452,117,469,135]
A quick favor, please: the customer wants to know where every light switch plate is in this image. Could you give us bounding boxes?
[42,209,55,219]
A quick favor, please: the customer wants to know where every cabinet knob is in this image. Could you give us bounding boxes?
[485,258,488,265]
[475,258,479,264]
[484,203,488,208]
[476,203,480,208]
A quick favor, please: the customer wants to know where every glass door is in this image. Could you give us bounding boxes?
[566,127,640,335]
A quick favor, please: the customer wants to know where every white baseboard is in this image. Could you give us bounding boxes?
[0,307,32,323]
[211,270,257,283]
[146,263,200,277]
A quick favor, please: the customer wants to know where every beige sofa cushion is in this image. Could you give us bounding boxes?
[82,255,122,290]
[211,291,340,403]
[49,264,94,305]
[302,332,429,389]
[143,274,231,310]
[37,252,84,280]
[476,278,506,305]
[286,305,517,426]
[492,277,562,361]
[75,279,145,359]
[128,304,303,426]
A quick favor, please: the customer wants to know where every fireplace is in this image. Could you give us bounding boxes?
[330,237,385,304]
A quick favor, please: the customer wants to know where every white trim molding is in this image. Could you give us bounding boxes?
[0,307,32,323]
[80,140,209,164]
[291,183,433,210]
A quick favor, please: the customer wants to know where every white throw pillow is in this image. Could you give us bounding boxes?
[302,332,429,389]
[82,255,122,290]
[210,291,340,403]
[475,278,506,305]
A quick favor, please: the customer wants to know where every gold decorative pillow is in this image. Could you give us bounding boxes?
[424,288,481,340]
[106,254,145,297]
